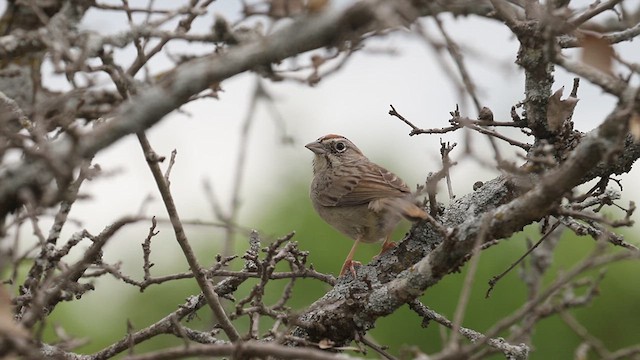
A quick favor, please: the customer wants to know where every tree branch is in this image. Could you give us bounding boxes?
[0,0,414,219]
[292,102,636,344]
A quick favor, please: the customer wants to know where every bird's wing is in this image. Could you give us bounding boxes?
[314,163,411,207]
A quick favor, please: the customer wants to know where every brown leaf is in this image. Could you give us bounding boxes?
[547,87,579,132]
[580,32,614,75]
[630,112,640,141]
[307,0,329,13]
[269,0,304,18]
[269,0,287,18]
[286,0,304,15]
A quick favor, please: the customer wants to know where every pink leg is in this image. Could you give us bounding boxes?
[340,237,362,277]
[379,235,396,255]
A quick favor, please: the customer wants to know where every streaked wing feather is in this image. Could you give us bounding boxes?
[313,171,362,207]
[331,163,410,206]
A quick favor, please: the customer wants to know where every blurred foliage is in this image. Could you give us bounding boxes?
[34,180,639,359]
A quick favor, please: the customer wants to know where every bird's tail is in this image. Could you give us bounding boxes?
[369,197,428,221]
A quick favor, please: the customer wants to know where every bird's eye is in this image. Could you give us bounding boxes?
[334,141,347,152]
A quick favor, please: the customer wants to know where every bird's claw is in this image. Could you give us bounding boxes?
[373,241,396,260]
[380,241,396,254]
[339,259,362,278]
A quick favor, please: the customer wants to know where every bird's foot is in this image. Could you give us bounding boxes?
[339,259,362,278]
[373,241,396,260]
[380,241,396,254]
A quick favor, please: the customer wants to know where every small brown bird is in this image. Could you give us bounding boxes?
[305,134,427,277]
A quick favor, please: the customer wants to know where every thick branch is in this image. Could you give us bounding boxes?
[292,103,635,344]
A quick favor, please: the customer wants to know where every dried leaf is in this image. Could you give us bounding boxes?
[307,0,329,13]
[287,0,304,15]
[547,87,579,132]
[269,0,287,18]
[580,32,614,75]
[630,112,640,141]
[269,0,304,18]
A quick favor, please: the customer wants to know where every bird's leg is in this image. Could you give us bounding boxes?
[372,236,395,261]
[340,237,362,277]
[379,235,396,255]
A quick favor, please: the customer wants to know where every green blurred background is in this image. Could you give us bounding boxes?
[38,181,640,359]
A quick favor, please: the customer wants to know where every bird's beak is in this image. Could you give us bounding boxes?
[305,141,326,155]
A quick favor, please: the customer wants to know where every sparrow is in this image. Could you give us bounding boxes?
[306,134,427,276]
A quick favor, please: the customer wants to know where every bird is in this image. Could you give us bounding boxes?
[305,134,427,277]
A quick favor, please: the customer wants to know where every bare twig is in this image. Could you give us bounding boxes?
[20,216,141,328]
[122,341,367,360]
[486,221,561,298]
[136,132,240,342]
[569,0,623,28]
[409,300,529,359]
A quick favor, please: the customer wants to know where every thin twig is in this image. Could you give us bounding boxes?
[388,104,422,133]
[359,336,398,360]
[136,132,240,342]
[486,221,561,298]
[163,150,177,185]
[559,311,610,358]
[569,0,623,28]
[409,300,529,359]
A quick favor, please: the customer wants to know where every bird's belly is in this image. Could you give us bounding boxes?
[313,203,402,244]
